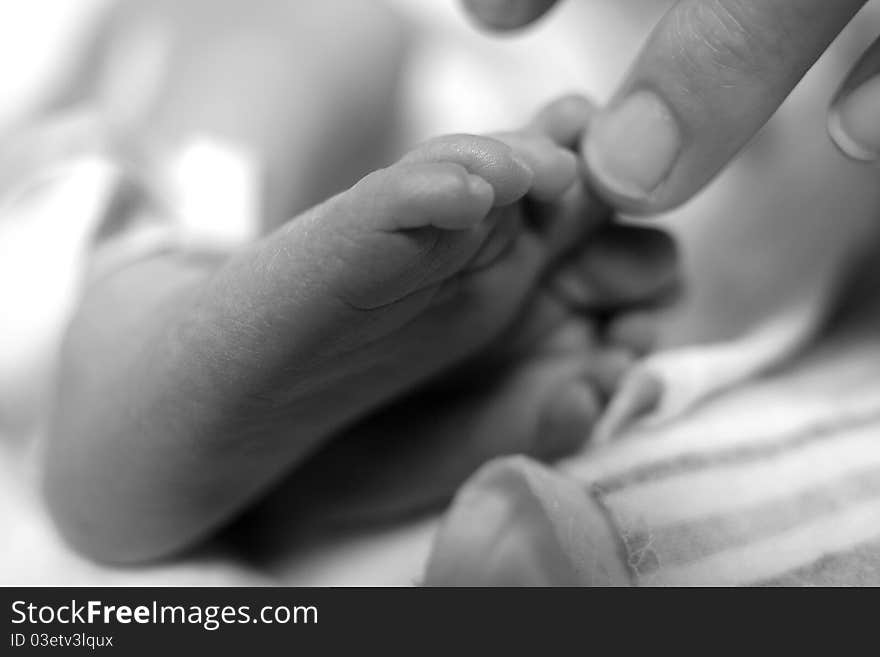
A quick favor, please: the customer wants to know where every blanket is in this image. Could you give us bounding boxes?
[426,294,880,586]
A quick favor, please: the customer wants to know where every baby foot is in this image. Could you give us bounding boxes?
[242,99,683,529]
[183,129,583,462]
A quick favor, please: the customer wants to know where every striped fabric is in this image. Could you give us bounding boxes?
[425,319,880,586]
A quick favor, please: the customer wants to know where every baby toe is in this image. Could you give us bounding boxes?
[306,162,500,311]
[357,161,495,231]
[398,134,533,206]
[491,132,578,202]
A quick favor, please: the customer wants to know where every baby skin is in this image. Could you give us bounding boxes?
[45,98,678,563]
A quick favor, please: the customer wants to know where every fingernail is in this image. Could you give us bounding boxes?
[585,91,681,200]
[829,76,880,162]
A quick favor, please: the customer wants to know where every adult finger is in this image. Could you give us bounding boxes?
[582,0,868,214]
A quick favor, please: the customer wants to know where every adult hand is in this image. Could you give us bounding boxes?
[462,0,875,214]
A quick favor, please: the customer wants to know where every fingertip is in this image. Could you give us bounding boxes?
[582,91,682,213]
